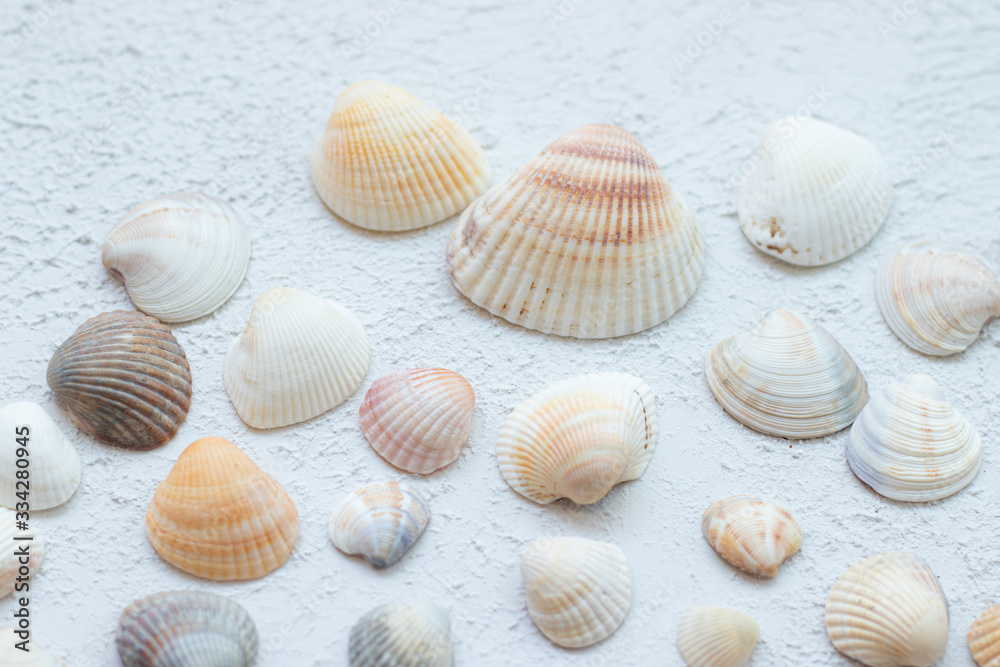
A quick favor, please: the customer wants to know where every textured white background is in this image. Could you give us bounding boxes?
[1,0,999,664]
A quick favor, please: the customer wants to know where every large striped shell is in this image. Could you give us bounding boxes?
[876,240,1000,356]
[702,495,802,578]
[0,627,66,665]
[825,551,949,667]
[847,374,982,502]
[146,436,299,581]
[0,402,80,510]
[117,591,258,667]
[496,373,657,505]
[329,481,430,569]
[224,287,371,429]
[311,80,491,231]
[102,192,251,323]
[447,123,705,338]
[677,606,759,667]
[969,604,1000,667]
[706,309,868,438]
[738,117,892,266]
[521,537,631,648]
[360,368,475,474]
[349,601,452,667]
[0,509,43,599]
[46,311,192,450]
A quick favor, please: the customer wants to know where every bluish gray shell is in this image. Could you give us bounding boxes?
[349,601,452,667]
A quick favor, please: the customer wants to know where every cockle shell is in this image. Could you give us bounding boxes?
[47,310,192,450]
[521,537,631,648]
[146,436,298,581]
[0,509,43,599]
[329,481,430,569]
[677,606,760,667]
[702,495,802,577]
[738,117,892,266]
[0,402,80,510]
[224,287,371,429]
[360,368,475,474]
[496,373,657,505]
[706,309,868,438]
[311,80,491,231]
[847,374,982,502]
[0,627,66,665]
[349,601,452,667]
[102,192,251,323]
[969,604,1000,667]
[825,551,949,667]
[117,591,258,667]
[876,240,1000,356]
[447,123,705,338]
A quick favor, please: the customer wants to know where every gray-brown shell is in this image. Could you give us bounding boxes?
[349,601,452,667]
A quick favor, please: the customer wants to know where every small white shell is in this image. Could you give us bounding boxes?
[702,495,802,577]
[0,509,43,600]
[677,606,759,667]
[349,601,452,667]
[0,627,67,665]
[0,402,80,510]
[969,604,1000,667]
[329,481,430,569]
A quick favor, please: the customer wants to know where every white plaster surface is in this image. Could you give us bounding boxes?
[2,0,999,664]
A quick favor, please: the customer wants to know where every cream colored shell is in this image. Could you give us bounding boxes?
[702,494,802,577]
[349,601,452,667]
[0,402,80,510]
[329,481,430,569]
[0,509,43,599]
[969,604,1000,667]
[677,606,759,667]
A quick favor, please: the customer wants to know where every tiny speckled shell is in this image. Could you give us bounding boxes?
[702,495,802,577]
[0,509,43,599]
[329,481,430,569]
[46,310,192,450]
[0,402,80,510]
[0,627,67,665]
[349,601,453,667]
[677,606,759,667]
[969,604,1000,667]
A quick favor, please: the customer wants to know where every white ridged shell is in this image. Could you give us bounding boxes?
[0,402,80,510]
[969,604,1000,667]
[702,495,802,578]
[329,481,430,569]
[349,601,452,667]
[677,606,759,667]
[0,509,43,599]
[0,627,67,665]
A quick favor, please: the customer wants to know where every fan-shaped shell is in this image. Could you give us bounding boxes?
[0,509,43,599]
[447,123,705,339]
[102,192,251,323]
[706,309,868,438]
[847,374,981,502]
[117,590,258,667]
[0,402,80,510]
[311,80,491,231]
[521,537,631,648]
[146,436,299,581]
[496,373,657,505]
[876,240,1000,356]
[349,601,452,667]
[360,368,475,474]
[329,481,430,569]
[702,494,802,578]
[677,606,760,667]
[738,117,892,266]
[825,551,949,667]
[224,287,371,429]
[0,627,66,665]
[46,310,192,450]
[969,604,1000,667]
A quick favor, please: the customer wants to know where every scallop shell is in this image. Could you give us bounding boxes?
[847,374,982,502]
[0,402,80,510]
[0,509,43,599]
[102,192,251,323]
[311,80,491,231]
[224,287,371,429]
[825,551,949,667]
[329,481,430,569]
[145,436,299,581]
[360,368,475,474]
[47,310,192,450]
[117,591,258,667]
[0,627,66,665]
[876,239,1000,356]
[677,606,760,667]
[706,308,868,438]
[969,604,1000,667]
[738,117,892,266]
[521,536,631,648]
[447,123,705,339]
[349,601,452,667]
[702,494,802,578]
[496,373,657,505]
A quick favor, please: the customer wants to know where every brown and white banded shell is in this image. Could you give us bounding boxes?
[702,494,802,577]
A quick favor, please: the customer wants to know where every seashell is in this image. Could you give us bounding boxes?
[311,80,491,232]
[47,310,192,450]
[0,627,66,665]
[349,601,452,667]
[825,551,949,667]
[969,604,1000,667]
[0,509,43,599]
[0,402,80,510]
[496,373,657,505]
[702,494,802,577]
[876,239,1000,356]
[146,436,298,581]
[847,374,982,502]
[677,606,760,667]
[706,308,868,438]
[102,192,251,323]
[521,536,631,648]
[329,481,430,569]
[447,123,705,339]
[738,117,892,266]
[360,368,475,474]
[117,590,258,667]
[224,287,371,429]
